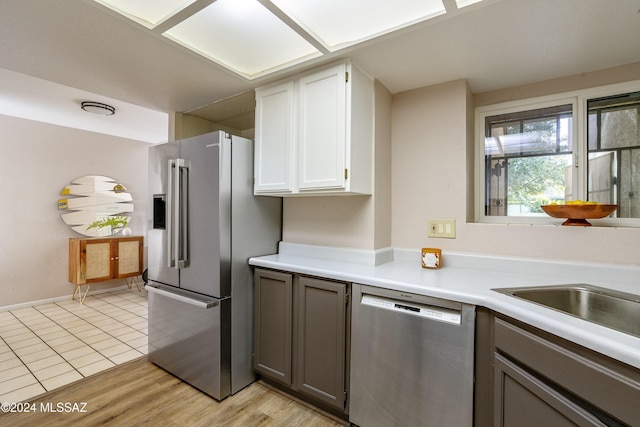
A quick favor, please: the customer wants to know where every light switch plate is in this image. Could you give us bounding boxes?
[427,219,456,238]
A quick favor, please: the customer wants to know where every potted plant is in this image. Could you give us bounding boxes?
[86,215,130,235]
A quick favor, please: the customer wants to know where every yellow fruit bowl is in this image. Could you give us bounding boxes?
[541,204,618,226]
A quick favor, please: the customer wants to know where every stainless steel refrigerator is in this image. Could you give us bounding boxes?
[146,131,281,400]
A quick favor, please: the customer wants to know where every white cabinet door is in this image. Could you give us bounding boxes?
[254,80,295,194]
[297,62,347,191]
[253,60,372,196]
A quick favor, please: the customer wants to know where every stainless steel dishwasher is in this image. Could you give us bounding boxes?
[349,284,475,427]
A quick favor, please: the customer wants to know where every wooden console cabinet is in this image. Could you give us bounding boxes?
[69,236,143,302]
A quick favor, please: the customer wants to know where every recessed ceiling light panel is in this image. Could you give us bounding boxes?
[456,0,485,9]
[270,0,447,50]
[163,0,320,78]
[95,0,197,28]
[90,0,486,80]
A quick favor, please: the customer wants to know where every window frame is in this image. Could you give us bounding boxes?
[475,79,640,227]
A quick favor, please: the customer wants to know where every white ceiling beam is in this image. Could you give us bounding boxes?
[442,0,459,14]
[255,0,331,54]
[152,0,218,34]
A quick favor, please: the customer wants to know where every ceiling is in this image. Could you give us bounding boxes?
[0,0,639,143]
[91,0,470,79]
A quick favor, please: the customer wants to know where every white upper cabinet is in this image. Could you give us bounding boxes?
[254,60,373,196]
[297,63,346,191]
[254,80,295,193]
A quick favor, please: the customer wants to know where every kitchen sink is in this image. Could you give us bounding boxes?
[493,284,640,338]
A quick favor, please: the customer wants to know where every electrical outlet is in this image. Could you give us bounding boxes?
[427,219,456,238]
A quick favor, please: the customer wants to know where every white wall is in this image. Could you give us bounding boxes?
[0,114,149,307]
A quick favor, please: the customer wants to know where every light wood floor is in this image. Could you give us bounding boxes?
[0,357,346,427]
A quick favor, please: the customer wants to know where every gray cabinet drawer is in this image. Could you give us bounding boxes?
[495,317,640,426]
[494,353,606,426]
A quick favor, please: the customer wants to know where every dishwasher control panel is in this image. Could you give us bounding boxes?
[361,294,461,325]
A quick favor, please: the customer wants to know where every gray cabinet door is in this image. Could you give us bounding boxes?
[253,269,293,386]
[295,276,348,411]
[494,354,606,427]
[493,316,640,426]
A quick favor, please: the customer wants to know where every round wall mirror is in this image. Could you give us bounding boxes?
[58,175,134,237]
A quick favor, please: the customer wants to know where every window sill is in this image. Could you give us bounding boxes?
[474,217,639,228]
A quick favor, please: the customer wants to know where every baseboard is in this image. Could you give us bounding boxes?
[0,283,143,313]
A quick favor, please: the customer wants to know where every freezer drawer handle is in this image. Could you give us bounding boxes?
[146,285,219,309]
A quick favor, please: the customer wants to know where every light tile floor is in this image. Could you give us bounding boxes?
[0,288,147,403]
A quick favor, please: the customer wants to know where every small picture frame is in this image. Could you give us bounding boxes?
[421,248,442,269]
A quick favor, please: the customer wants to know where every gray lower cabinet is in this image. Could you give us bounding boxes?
[253,269,293,386]
[295,275,348,410]
[253,268,350,414]
[494,354,607,426]
[490,315,640,427]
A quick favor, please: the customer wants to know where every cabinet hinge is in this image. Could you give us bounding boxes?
[345,292,349,305]
[344,391,348,404]
[345,71,349,83]
[344,168,348,179]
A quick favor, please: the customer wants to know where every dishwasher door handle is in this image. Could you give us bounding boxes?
[361,293,462,325]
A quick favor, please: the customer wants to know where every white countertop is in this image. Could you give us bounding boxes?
[250,243,640,370]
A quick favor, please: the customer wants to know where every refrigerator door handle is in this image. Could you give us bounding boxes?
[176,158,189,268]
[168,158,190,269]
[146,285,220,309]
[167,159,176,268]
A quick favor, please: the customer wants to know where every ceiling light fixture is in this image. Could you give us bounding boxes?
[81,101,116,116]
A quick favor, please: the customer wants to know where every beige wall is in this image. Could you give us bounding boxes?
[171,112,254,140]
[373,80,393,249]
[391,67,640,265]
[474,61,640,107]
[282,80,393,250]
[283,195,374,248]
[282,61,640,265]
[391,79,470,249]
[4,62,640,308]
[0,115,149,307]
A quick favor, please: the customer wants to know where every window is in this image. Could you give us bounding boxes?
[484,104,573,216]
[587,91,640,217]
[476,82,640,225]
